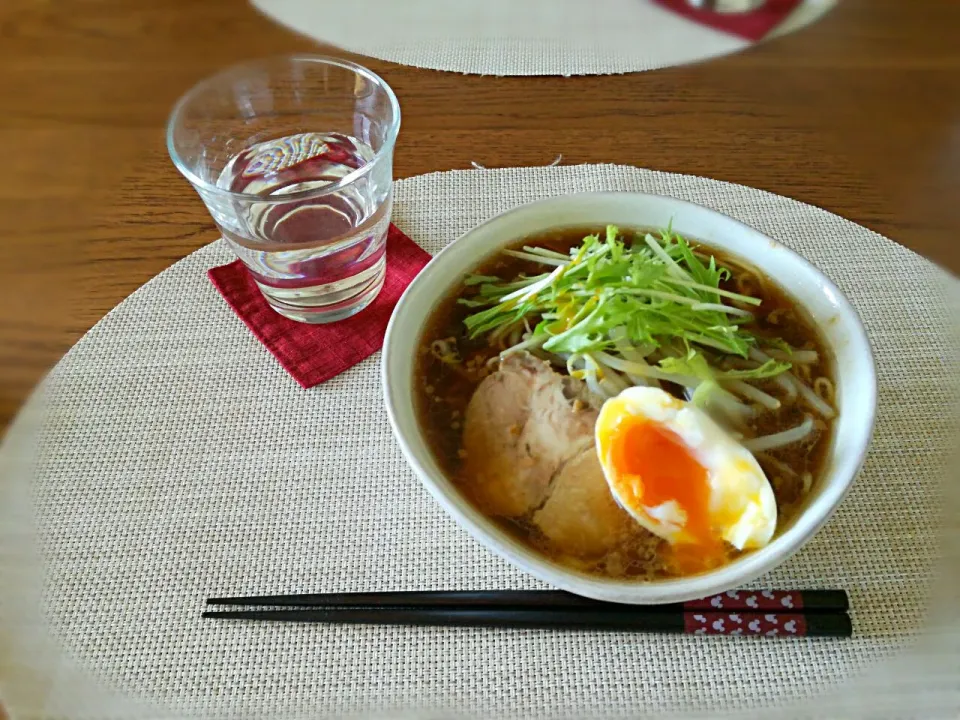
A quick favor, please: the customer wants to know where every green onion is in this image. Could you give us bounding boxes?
[460,225,793,385]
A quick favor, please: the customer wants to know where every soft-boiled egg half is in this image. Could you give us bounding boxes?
[595,386,777,574]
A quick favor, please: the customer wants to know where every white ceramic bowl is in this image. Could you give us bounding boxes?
[383,192,877,604]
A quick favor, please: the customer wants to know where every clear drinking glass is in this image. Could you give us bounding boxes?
[167,56,401,323]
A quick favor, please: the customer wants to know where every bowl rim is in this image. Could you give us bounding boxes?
[383,191,878,603]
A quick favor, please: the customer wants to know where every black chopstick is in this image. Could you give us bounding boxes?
[202,606,851,638]
[206,589,848,613]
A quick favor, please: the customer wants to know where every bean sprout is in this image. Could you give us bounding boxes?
[724,380,781,410]
[792,374,836,418]
[499,333,547,360]
[756,452,799,479]
[772,372,799,402]
[751,348,833,418]
[743,415,816,453]
[582,354,609,399]
[593,351,701,389]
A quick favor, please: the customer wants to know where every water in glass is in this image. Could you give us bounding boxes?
[209,131,391,323]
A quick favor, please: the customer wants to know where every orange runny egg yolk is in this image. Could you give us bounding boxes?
[607,416,728,573]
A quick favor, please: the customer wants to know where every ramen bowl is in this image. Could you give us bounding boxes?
[383,192,876,604]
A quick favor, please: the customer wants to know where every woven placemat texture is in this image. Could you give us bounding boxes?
[1,165,957,719]
[250,0,836,76]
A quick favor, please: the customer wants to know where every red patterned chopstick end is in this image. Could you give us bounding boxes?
[685,589,802,612]
[684,612,808,637]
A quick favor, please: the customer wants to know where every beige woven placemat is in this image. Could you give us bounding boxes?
[1,165,957,720]
[251,0,837,76]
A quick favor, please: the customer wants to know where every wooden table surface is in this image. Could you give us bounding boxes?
[0,0,958,714]
[1,0,958,435]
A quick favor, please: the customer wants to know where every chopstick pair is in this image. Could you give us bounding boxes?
[204,589,852,638]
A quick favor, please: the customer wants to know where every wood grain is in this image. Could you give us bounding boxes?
[0,0,958,714]
[1,0,958,434]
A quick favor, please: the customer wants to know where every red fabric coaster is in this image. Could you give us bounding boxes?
[208,224,430,389]
[652,0,803,42]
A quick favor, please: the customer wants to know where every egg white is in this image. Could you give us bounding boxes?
[595,386,777,551]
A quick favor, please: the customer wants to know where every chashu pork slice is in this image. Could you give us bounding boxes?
[532,446,636,559]
[461,353,598,517]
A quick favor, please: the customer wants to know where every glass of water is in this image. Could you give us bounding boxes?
[167,56,401,323]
